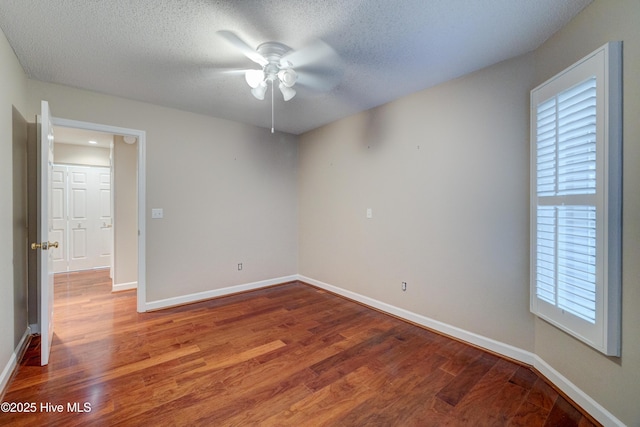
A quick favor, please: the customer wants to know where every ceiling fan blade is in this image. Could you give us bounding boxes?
[295,68,342,93]
[217,30,268,67]
[280,39,341,70]
[200,67,254,78]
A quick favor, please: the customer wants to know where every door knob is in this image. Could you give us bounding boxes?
[30,241,59,250]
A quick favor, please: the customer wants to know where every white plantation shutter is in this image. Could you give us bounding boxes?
[535,99,557,197]
[556,205,596,322]
[557,78,597,195]
[535,77,598,324]
[530,42,622,356]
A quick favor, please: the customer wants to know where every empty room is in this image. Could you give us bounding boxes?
[1,1,638,425]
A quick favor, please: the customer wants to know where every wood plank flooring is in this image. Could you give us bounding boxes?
[1,269,598,426]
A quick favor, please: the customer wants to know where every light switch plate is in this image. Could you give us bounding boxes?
[151,208,163,219]
[366,208,373,219]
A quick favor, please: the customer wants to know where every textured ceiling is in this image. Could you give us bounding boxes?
[0,0,591,135]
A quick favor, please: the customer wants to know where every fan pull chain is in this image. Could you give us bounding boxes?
[271,79,275,133]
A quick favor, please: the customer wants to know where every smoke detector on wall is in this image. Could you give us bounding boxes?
[123,136,137,144]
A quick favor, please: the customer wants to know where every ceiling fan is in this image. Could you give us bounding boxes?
[216,31,342,131]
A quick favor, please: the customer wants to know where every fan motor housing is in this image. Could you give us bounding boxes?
[256,42,291,80]
[256,41,291,61]
[257,42,292,81]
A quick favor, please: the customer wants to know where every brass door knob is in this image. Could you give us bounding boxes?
[30,241,59,250]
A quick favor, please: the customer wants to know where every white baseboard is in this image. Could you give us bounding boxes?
[533,356,624,427]
[145,275,298,311]
[112,281,137,292]
[298,275,535,365]
[297,275,624,427]
[0,327,31,397]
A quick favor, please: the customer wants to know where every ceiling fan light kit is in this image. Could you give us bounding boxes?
[244,41,299,102]
[245,69,265,88]
[277,68,297,88]
[279,83,296,101]
[251,81,268,100]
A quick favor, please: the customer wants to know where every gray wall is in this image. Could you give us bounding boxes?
[54,142,111,167]
[299,52,536,352]
[113,135,138,287]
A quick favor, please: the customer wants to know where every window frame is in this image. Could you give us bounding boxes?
[530,42,622,356]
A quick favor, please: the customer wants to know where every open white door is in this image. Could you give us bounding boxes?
[109,140,115,279]
[34,100,56,366]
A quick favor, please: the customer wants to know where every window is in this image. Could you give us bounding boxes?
[530,42,622,356]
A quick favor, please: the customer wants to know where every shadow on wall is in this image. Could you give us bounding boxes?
[360,107,392,150]
[12,106,28,347]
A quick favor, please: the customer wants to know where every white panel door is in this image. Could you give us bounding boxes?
[51,166,67,273]
[66,166,112,271]
[68,168,91,271]
[36,100,55,366]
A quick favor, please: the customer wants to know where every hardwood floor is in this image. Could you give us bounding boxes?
[1,269,598,426]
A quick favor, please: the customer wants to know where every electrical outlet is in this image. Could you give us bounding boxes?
[238,263,243,271]
[402,281,407,291]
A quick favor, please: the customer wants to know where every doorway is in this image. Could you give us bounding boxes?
[50,117,146,313]
[50,126,114,274]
